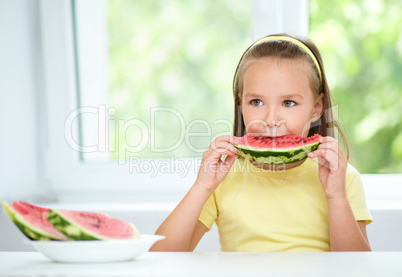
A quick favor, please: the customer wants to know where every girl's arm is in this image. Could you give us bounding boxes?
[308,136,371,251]
[149,183,213,251]
[326,196,371,251]
[150,136,239,251]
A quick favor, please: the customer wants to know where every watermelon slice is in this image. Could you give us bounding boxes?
[47,209,140,240]
[235,134,322,165]
[1,201,69,241]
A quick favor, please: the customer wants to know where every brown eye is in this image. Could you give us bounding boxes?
[251,99,263,106]
[283,100,295,107]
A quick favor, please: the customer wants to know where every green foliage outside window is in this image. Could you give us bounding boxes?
[108,0,251,159]
[107,0,402,173]
[310,0,402,173]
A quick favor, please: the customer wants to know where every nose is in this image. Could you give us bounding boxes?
[266,119,286,128]
[265,108,285,128]
[266,119,277,128]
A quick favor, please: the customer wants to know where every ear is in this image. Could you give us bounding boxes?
[312,93,324,122]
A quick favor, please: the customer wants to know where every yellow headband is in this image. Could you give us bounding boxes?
[251,36,322,82]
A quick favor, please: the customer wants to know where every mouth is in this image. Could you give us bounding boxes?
[246,133,289,138]
[246,128,288,138]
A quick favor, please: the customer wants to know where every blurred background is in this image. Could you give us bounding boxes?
[310,0,402,173]
[100,0,402,173]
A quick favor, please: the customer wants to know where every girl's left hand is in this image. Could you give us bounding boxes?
[307,136,348,200]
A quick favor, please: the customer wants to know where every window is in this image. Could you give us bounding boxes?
[73,0,251,162]
[39,0,310,201]
[39,0,400,201]
[71,0,308,163]
[310,0,402,174]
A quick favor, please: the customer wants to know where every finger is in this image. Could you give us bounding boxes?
[319,137,344,150]
[309,148,329,164]
[313,149,340,171]
[208,145,238,157]
[321,150,339,171]
[318,138,340,148]
[204,148,237,162]
[314,141,345,163]
[317,155,330,169]
[319,136,338,144]
[213,139,238,150]
[308,151,317,158]
[309,137,341,153]
[310,145,341,160]
[325,147,348,171]
[213,135,240,145]
[210,140,238,154]
[308,148,321,158]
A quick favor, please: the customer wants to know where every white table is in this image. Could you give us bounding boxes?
[1,251,402,276]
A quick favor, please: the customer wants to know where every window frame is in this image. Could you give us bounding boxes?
[38,0,400,202]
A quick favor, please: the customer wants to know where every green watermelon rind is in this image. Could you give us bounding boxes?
[47,209,140,241]
[1,201,67,241]
[235,141,320,165]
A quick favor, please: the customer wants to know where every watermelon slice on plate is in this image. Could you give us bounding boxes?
[235,134,322,165]
[47,209,140,240]
[1,201,69,241]
[2,201,140,241]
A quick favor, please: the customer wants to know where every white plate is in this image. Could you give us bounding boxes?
[26,235,165,263]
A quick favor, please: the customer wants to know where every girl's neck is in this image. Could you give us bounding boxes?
[251,159,306,171]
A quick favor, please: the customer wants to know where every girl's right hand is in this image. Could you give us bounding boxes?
[195,135,239,193]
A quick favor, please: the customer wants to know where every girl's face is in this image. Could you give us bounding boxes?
[240,58,323,138]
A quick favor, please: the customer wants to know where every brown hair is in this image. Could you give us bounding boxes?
[232,33,350,159]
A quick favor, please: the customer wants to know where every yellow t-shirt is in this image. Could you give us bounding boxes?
[198,157,372,252]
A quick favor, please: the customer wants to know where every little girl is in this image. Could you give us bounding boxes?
[151,34,372,252]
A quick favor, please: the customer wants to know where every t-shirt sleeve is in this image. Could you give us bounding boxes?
[346,164,373,225]
[198,192,218,231]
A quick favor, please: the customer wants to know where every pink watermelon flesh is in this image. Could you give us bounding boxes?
[11,201,69,240]
[58,210,136,239]
[237,134,322,149]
